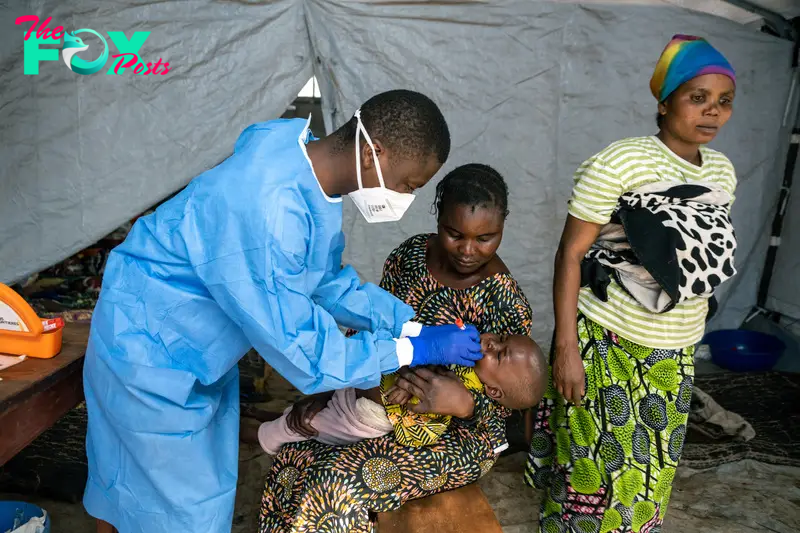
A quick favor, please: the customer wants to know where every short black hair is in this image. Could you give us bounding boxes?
[332,89,450,164]
[432,163,510,220]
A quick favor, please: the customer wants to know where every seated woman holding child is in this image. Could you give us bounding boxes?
[258,164,546,533]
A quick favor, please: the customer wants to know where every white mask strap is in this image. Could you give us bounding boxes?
[354,109,387,190]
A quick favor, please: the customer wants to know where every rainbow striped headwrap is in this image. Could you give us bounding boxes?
[650,35,735,102]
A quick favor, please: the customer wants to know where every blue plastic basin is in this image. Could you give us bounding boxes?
[0,501,50,533]
[703,329,785,372]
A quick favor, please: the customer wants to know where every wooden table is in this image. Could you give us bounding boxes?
[0,323,90,466]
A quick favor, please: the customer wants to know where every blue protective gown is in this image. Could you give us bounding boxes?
[82,117,415,533]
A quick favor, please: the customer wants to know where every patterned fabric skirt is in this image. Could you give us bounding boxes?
[259,421,498,533]
[525,314,695,533]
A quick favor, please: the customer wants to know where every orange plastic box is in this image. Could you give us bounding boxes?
[0,282,63,359]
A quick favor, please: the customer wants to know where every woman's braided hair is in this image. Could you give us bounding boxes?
[432,163,510,220]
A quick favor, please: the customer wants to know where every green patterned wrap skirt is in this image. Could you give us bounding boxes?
[526,314,695,533]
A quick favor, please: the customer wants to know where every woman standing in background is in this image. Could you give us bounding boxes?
[527,35,739,533]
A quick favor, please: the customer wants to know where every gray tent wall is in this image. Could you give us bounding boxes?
[0,1,794,348]
[309,1,793,345]
[0,0,314,284]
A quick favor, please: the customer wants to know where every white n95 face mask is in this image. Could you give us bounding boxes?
[348,109,416,223]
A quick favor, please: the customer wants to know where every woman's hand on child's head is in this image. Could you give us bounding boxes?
[287,392,334,437]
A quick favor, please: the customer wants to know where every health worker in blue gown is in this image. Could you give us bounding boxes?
[83,90,483,533]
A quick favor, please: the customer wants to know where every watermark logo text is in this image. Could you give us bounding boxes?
[16,16,171,75]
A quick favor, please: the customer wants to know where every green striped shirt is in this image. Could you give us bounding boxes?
[568,136,737,349]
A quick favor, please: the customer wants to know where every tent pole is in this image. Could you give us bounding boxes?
[746,18,800,325]
[720,0,795,40]
[752,63,800,323]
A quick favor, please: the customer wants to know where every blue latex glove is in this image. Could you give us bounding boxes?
[416,324,438,337]
[416,324,472,337]
[409,324,483,367]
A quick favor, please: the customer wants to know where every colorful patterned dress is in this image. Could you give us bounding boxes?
[381,363,486,447]
[259,233,533,533]
[525,315,695,533]
[524,138,725,533]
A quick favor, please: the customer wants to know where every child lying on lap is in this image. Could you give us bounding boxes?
[258,333,547,454]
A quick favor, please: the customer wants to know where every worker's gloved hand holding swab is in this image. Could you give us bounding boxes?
[406,323,482,367]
